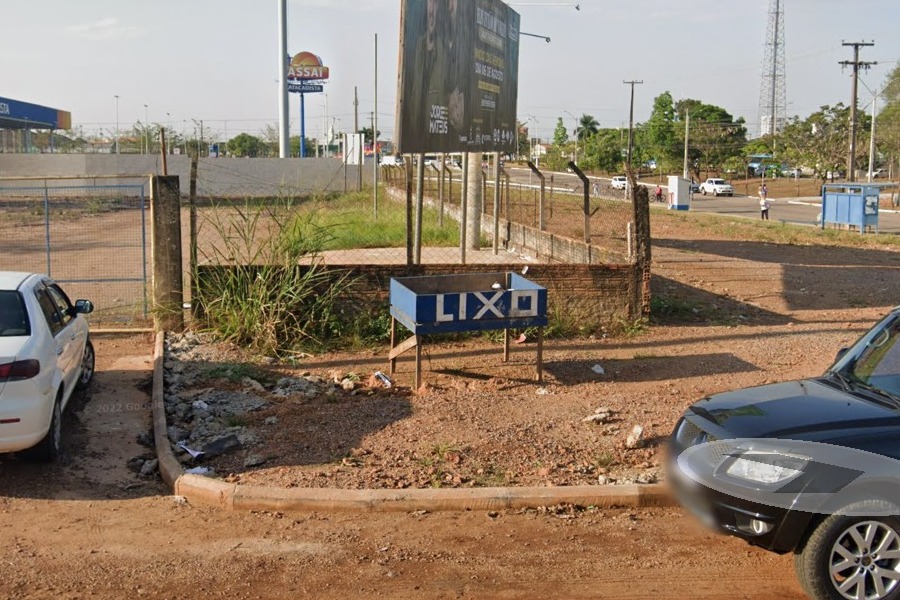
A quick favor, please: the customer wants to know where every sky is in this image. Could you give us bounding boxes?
[2,0,898,144]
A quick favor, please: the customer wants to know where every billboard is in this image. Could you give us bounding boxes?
[395,0,520,154]
[287,51,329,95]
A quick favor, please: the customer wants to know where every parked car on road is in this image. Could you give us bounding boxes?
[670,304,900,600]
[0,272,94,461]
[699,178,734,196]
[611,176,628,190]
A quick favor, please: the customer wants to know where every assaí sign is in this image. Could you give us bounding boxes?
[287,51,330,81]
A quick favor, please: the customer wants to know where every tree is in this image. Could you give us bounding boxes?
[579,129,626,173]
[516,120,530,160]
[644,92,679,172]
[228,133,264,158]
[552,117,569,146]
[577,114,599,139]
[780,104,852,183]
[359,126,381,145]
[675,99,747,178]
[877,63,900,179]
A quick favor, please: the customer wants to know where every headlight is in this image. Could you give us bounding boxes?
[723,452,807,485]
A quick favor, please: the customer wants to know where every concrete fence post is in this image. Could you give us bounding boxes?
[151,175,184,332]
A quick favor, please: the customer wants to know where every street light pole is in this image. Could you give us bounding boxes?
[867,92,878,182]
[114,94,120,155]
[144,104,149,154]
[564,110,578,165]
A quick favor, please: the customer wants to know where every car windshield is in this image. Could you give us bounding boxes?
[711,179,725,185]
[0,290,30,337]
[831,312,900,399]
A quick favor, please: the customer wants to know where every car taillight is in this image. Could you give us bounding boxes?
[0,359,40,381]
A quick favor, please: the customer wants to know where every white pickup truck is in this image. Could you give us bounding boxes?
[698,178,734,197]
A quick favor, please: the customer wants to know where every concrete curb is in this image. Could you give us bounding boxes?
[151,332,675,512]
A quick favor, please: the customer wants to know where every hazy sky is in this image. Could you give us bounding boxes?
[2,0,897,143]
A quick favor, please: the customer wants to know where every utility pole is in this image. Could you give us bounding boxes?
[623,80,643,171]
[840,40,876,182]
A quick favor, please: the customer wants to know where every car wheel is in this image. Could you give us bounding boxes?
[76,339,95,390]
[795,503,900,600]
[701,189,707,195]
[714,191,719,197]
[29,393,62,462]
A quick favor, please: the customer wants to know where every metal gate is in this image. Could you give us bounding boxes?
[0,175,151,327]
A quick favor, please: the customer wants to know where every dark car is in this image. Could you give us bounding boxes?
[670,305,900,600]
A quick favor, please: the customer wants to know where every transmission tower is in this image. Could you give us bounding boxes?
[758,0,787,137]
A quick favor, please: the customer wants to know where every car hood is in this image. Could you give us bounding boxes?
[685,378,900,442]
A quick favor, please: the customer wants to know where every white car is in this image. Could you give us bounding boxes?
[698,178,734,197]
[610,176,628,190]
[0,272,94,460]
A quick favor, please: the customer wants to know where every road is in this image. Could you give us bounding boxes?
[0,334,806,600]
[504,167,900,234]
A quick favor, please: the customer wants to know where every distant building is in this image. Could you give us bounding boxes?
[0,96,72,153]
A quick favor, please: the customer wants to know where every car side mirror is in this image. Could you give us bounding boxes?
[75,299,94,314]
[834,347,849,362]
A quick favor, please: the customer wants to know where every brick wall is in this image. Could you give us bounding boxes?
[197,262,642,333]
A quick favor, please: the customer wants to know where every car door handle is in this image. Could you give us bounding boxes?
[57,347,64,356]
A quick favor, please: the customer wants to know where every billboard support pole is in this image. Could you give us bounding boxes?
[300,94,306,158]
[493,152,501,255]
[415,153,425,264]
[460,153,469,265]
[405,155,414,266]
[438,153,445,227]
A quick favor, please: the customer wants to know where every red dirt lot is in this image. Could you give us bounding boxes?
[1,207,898,599]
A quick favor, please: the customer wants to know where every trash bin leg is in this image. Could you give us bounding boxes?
[503,328,510,362]
[536,327,544,383]
[389,317,397,375]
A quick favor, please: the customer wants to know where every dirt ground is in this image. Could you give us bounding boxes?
[1,207,898,599]
[174,209,900,491]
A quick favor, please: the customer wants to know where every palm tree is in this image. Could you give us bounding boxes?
[577,114,600,140]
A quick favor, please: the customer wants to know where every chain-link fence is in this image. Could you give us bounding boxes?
[0,175,151,326]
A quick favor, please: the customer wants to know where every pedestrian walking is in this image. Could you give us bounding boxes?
[592,181,600,197]
[758,183,769,220]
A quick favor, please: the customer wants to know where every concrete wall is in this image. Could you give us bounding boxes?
[0,154,365,197]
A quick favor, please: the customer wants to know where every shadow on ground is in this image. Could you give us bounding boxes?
[544,353,760,385]
[652,238,900,314]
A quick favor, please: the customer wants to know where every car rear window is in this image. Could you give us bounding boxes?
[0,290,30,337]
